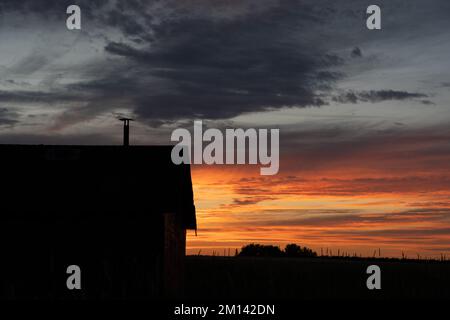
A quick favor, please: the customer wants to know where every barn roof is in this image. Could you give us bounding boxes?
[0,144,196,230]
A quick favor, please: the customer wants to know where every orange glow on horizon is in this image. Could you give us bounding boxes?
[187,162,450,258]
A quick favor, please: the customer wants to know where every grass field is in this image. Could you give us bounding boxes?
[185,256,450,299]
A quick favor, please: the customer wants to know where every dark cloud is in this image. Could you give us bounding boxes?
[0,0,109,17]
[0,90,80,104]
[0,108,19,125]
[333,91,359,104]
[105,9,149,41]
[421,100,435,105]
[359,90,428,102]
[333,90,429,104]
[0,132,117,145]
[100,6,342,123]
[351,46,362,58]
[0,0,349,128]
[0,0,447,129]
[42,0,366,126]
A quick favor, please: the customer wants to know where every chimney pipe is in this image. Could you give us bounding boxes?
[119,118,133,146]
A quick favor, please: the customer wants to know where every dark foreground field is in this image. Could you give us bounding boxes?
[185,256,450,299]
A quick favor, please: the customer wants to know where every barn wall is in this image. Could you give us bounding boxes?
[163,212,186,298]
[0,215,166,300]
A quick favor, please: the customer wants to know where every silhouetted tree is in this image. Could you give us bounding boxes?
[238,244,283,257]
[238,243,317,258]
[284,244,317,258]
[285,244,301,257]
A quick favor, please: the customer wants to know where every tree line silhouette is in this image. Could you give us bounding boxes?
[238,243,317,258]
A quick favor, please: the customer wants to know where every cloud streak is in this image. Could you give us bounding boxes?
[333,90,429,104]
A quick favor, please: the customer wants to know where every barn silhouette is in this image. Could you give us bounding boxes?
[0,142,196,299]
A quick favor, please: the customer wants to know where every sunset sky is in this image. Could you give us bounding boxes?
[0,0,449,257]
